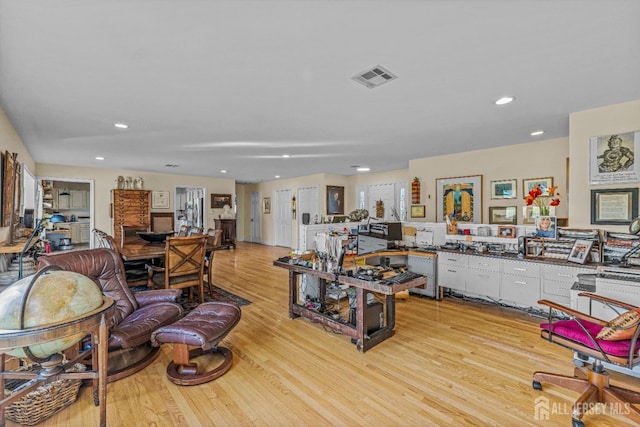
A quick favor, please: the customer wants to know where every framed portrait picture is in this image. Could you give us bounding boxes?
[589,131,640,184]
[211,193,232,208]
[567,239,594,264]
[523,177,553,197]
[327,185,344,214]
[488,206,517,224]
[436,175,482,223]
[410,205,425,218]
[590,188,638,225]
[535,215,557,239]
[490,179,517,199]
[497,225,516,238]
[151,190,170,209]
[263,197,271,214]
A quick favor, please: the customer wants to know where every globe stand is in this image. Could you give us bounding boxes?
[0,298,116,427]
[37,354,65,377]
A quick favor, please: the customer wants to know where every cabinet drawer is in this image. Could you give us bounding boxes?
[438,253,468,266]
[542,278,573,299]
[467,256,500,272]
[500,275,540,307]
[542,264,592,281]
[437,265,466,292]
[502,260,540,278]
[466,269,500,298]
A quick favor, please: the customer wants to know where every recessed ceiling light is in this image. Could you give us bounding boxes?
[114,123,129,129]
[495,96,514,105]
[530,130,545,136]
[282,154,290,158]
[220,170,227,174]
[95,156,104,160]
[356,167,370,172]
[275,175,280,179]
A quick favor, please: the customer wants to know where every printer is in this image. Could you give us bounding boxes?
[357,222,402,255]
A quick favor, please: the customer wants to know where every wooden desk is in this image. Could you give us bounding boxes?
[119,240,166,262]
[0,239,37,254]
[0,297,116,427]
[273,260,426,352]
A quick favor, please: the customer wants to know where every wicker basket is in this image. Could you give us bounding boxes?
[4,363,86,426]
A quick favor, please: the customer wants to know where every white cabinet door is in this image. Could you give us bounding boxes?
[70,191,86,208]
[57,191,70,209]
[69,223,81,243]
[437,252,468,292]
[79,224,90,243]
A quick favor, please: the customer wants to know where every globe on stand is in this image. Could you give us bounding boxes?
[0,269,103,360]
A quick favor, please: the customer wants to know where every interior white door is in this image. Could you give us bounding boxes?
[367,183,395,220]
[297,186,320,226]
[250,191,262,243]
[274,189,292,247]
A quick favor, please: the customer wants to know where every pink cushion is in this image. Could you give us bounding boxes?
[541,319,640,358]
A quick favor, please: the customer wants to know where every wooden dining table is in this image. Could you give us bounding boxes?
[119,234,219,262]
[118,239,167,262]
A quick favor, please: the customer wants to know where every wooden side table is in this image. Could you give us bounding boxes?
[0,297,115,427]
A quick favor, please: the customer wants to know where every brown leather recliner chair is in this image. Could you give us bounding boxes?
[38,248,184,382]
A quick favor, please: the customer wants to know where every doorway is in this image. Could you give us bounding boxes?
[250,191,262,243]
[175,186,205,231]
[37,176,94,250]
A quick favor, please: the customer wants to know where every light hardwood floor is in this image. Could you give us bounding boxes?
[18,242,640,426]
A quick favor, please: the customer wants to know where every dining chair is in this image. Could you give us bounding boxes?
[93,228,149,286]
[188,226,204,236]
[204,228,223,293]
[120,224,150,247]
[148,235,207,303]
[177,225,189,236]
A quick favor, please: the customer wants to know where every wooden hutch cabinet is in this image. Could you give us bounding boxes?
[111,189,151,245]
[214,219,236,249]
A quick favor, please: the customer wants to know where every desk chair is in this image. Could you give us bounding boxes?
[148,235,207,304]
[533,293,640,426]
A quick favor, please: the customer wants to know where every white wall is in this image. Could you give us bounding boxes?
[569,100,640,230]
[36,163,235,236]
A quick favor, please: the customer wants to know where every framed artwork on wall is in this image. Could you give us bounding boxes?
[211,193,232,208]
[436,175,482,223]
[327,185,344,214]
[410,205,425,218]
[490,179,517,199]
[151,190,170,209]
[523,177,553,196]
[489,206,517,224]
[590,188,638,225]
[589,131,640,184]
[263,197,271,214]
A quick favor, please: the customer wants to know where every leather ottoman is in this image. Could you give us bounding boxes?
[151,302,241,385]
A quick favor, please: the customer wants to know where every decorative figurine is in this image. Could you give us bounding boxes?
[134,177,144,190]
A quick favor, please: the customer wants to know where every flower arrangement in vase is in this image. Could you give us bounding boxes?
[524,185,560,215]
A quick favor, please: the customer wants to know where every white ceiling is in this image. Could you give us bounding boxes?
[1,1,639,184]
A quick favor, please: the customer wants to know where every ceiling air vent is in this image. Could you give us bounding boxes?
[351,65,397,89]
